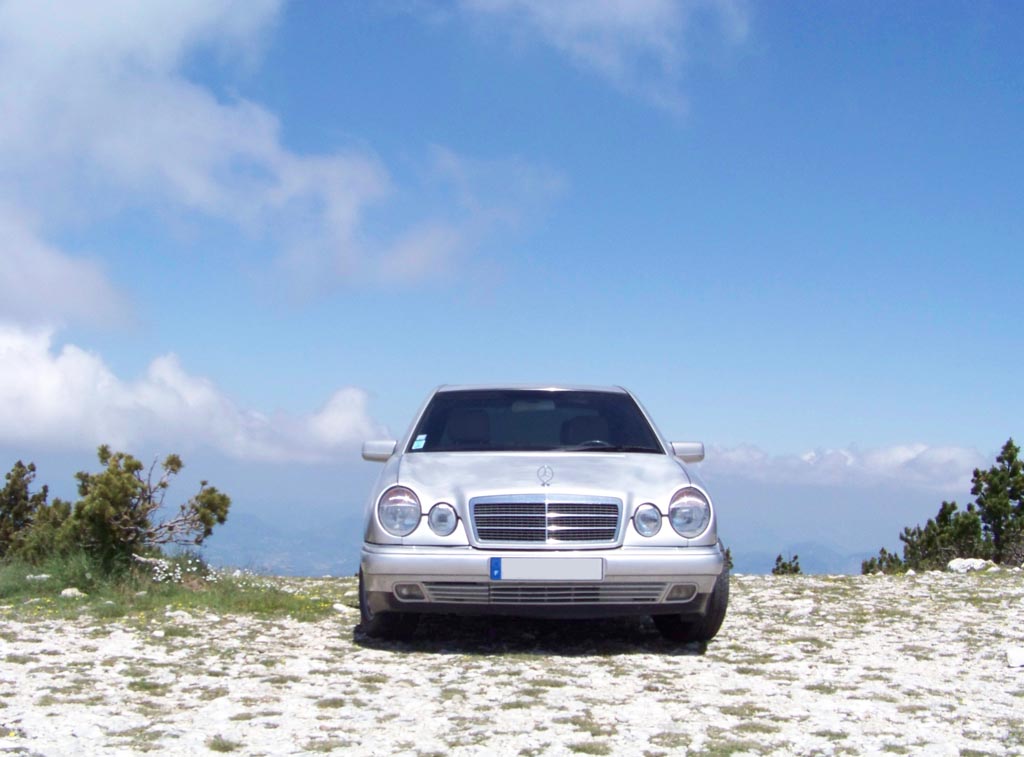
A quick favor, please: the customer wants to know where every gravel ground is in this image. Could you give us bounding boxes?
[2,570,1024,756]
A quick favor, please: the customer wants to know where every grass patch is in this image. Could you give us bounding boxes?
[127,679,170,696]
[197,687,230,701]
[649,732,688,749]
[316,698,346,709]
[0,552,338,622]
[554,712,617,738]
[805,683,840,695]
[734,722,779,735]
[303,739,352,753]
[530,677,567,688]
[206,735,242,752]
[568,742,612,755]
[264,674,303,686]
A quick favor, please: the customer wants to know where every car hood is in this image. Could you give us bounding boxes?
[397,451,693,503]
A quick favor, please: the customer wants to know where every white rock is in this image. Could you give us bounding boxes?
[25,574,51,582]
[947,558,993,573]
[152,629,165,638]
[165,610,192,621]
[60,587,87,598]
[905,569,916,576]
[786,602,814,618]
[333,603,357,614]
[1007,647,1024,668]
[988,564,1001,573]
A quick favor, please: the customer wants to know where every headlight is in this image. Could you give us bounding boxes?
[378,486,421,536]
[428,502,457,536]
[668,488,711,538]
[633,503,662,537]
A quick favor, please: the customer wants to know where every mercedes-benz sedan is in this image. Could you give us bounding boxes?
[358,385,728,643]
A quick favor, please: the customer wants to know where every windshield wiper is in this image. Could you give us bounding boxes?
[562,444,657,453]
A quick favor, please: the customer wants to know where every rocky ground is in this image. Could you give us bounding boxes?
[2,569,1024,756]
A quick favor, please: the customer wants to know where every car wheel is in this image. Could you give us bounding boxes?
[358,570,420,641]
[653,566,729,643]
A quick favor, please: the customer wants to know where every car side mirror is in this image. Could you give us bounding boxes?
[671,441,705,463]
[362,440,398,462]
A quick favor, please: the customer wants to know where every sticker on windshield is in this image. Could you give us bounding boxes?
[412,434,426,450]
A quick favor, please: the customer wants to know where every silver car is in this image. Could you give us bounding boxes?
[358,385,728,643]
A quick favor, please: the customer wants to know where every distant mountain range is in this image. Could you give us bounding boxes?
[201,512,365,578]
[733,541,878,575]
[202,512,877,577]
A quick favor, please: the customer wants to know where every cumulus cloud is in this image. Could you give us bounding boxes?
[702,442,986,492]
[0,0,558,319]
[0,324,384,462]
[458,0,750,113]
[0,0,392,301]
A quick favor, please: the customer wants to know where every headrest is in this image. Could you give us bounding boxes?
[446,408,490,445]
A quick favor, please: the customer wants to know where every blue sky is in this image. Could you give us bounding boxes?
[1,1,1021,571]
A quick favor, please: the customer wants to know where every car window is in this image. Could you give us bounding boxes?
[407,390,663,453]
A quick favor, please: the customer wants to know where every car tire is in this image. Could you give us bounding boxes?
[653,566,730,643]
[358,570,420,641]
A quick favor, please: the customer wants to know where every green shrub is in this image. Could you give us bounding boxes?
[772,553,801,575]
[1,446,230,574]
[863,438,1024,574]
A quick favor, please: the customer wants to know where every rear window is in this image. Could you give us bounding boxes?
[407,390,663,453]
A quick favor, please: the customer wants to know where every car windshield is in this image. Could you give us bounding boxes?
[407,389,663,453]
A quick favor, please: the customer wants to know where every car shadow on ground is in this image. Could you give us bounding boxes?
[353,614,708,657]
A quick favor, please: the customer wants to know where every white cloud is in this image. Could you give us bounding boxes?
[0,205,127,326]
[0,0,394,299]
[370,146,564,282]
[458,0,750,113]
[0,324,384,462]
[0,0,559,320]
[702,442,986,492]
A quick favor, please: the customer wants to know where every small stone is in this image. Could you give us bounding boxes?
[152,629,165,638]
[1007,647,1024,668]
[332,603,355,614]
[905,569,916,576]
[60,587,87,598]
[25,574,51,582]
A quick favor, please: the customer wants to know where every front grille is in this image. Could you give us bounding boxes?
[423,582,666,605]
[471,496,621,545]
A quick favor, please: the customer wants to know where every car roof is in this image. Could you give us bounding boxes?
[434,384,629,394]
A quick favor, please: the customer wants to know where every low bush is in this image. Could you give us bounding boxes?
[772,554,801,575]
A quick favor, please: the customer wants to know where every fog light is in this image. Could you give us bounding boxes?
[666,584,697,602]
[394,583,425,601]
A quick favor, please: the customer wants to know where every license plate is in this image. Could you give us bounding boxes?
[489,557,604,581]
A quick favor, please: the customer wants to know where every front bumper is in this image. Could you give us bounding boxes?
[361,543,725,619]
